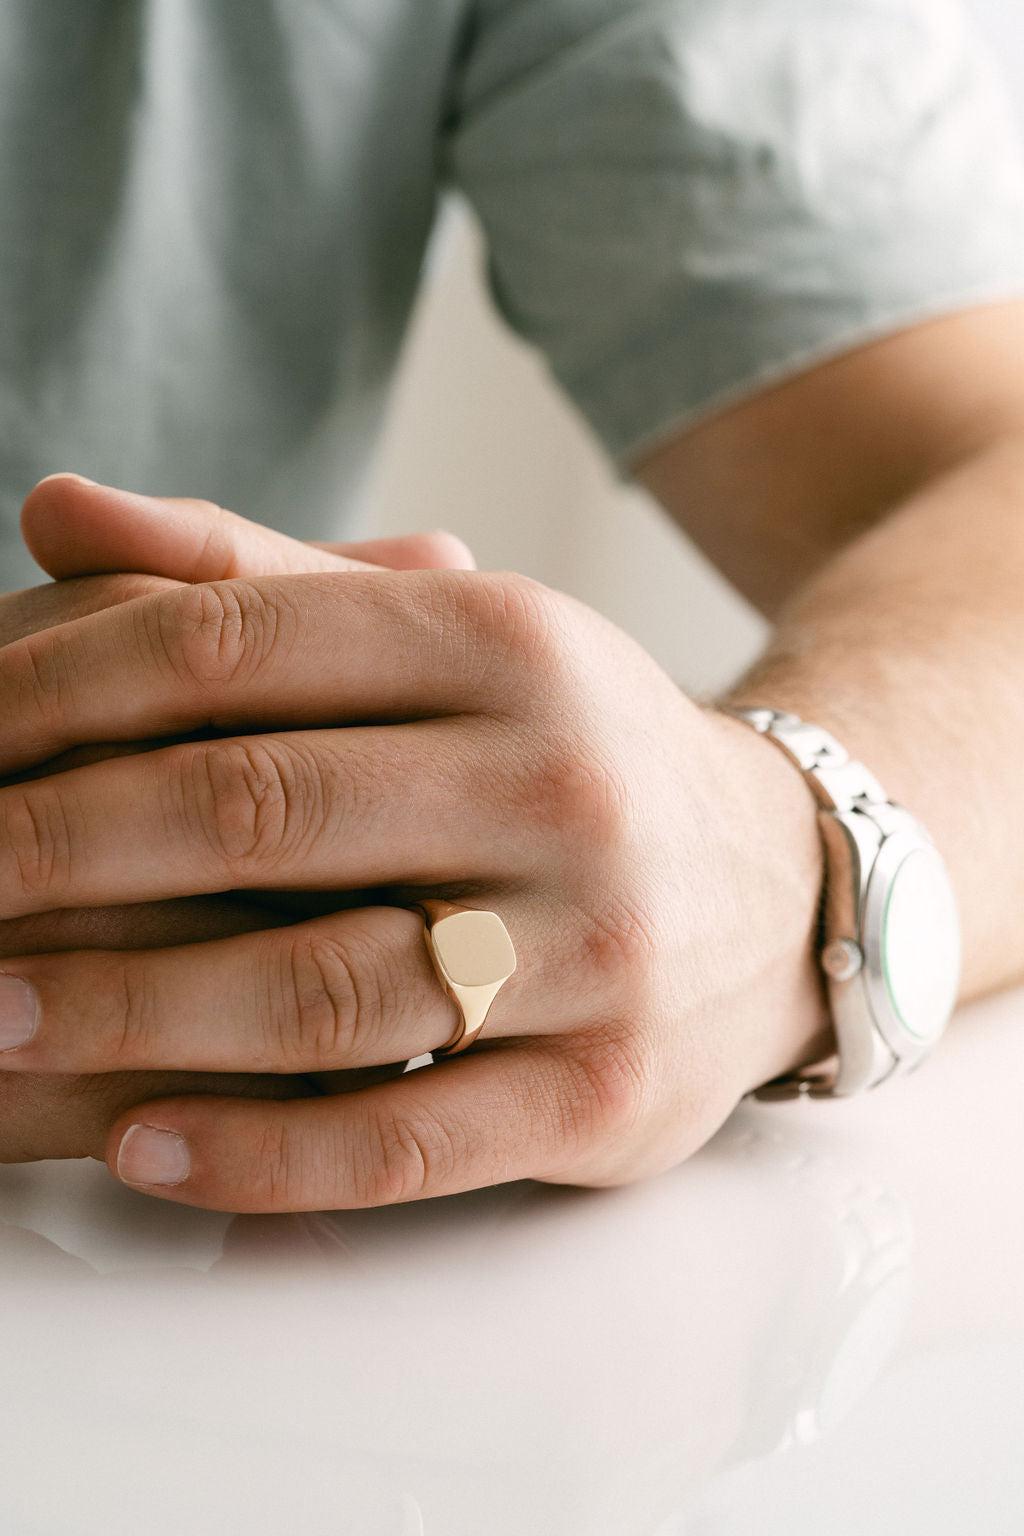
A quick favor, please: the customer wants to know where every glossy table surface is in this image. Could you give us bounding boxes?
[1,987,1021,1536]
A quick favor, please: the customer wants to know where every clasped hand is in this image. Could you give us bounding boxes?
[0,478,827,1210]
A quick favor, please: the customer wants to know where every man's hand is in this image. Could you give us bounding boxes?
[10,301,1024,1205]
[0,546,830,1208]
[0,477,478,1162]
[0,566,311,1159]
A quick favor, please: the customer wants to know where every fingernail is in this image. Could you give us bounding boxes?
[0,974,40,1051]
[117,1125,191,1187]
[39,471,98,487]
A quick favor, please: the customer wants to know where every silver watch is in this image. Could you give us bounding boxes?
[727,707,962,1099]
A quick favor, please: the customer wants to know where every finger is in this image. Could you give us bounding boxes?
[0,571,180,649]
[0,569,532,773]
[0,893,293,959]
[21,475,388,579]
[105,1038,624,1211]
[21,475,475,580]
[0,905,511,1074]
[311,531,477,571]
[0,721,531,919]
[0,1065,318,1164]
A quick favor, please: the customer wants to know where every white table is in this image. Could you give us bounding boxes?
[0,987,1020,1536]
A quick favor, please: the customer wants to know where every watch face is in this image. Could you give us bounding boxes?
[879,845,961,1042]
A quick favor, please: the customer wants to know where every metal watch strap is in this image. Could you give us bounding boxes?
[726,708,888,815]
[724,706,896,1100]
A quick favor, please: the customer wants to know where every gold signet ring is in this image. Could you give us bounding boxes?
[413,900,517,1057]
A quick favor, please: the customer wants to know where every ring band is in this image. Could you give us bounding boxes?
[413,900,517,1057]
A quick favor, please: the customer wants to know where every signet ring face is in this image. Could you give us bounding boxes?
[413,901,517,1057]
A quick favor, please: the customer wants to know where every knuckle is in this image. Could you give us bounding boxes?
[359,1109,462,1207]
[542,1032,656,1176]
[2,786,75,901]
[141,579,283,692]
[281,932,387,1067]
[255,1113,350,1212]
[416,569,569,704]
[527,736,637,848]
[185,497,226,528]
[5,577,185,743]
[183,737,325,871]
[459,569,564,665]
[255,1118,311,1210]
[14,632,72,737]
[575,1033,653,1138]
[577,893,662,1001]
[109,960,161,1064]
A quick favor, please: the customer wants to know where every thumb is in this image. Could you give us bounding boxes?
[21,475,476,580]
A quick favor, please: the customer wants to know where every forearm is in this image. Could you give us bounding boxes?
[723,432,1024,1003]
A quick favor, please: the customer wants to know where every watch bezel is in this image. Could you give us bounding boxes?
[860,827,959,1068]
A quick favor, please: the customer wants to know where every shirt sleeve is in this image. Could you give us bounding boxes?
[442,0,1024,470]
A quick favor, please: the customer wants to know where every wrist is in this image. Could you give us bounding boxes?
[701,706,836,1093]
[716,694,964,1097]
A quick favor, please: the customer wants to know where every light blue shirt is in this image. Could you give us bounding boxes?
[3,0,1024,588]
